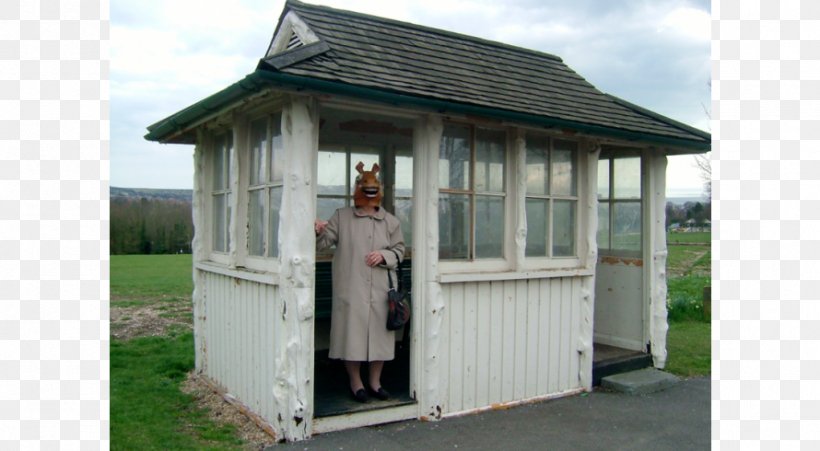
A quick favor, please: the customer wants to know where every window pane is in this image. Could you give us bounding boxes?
[475,128,505,193]
[268,186,282,257]
[213,136,226,190]
[318,151,347,195]
[597,158,610,200]
[395,153,413,197]
[526,134,549,195]
[553,200,576,256]
[525,198,548,257]
[270,114,284,184]
[248,189,265,256]
[438,193,470,259]
[597,202,610,250]
[350,151,380,194]
[439,124,471,190]
[213,194,226,252]
[317,197,345,223]
[395,197,413,249]
[613,157,641,199]
[551,140,576,196]
[613,202,641,252]
[249,118,267,186]
[475,196,504,258]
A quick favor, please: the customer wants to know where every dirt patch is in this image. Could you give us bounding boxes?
[181,372,277,450]
[111,297,193,340]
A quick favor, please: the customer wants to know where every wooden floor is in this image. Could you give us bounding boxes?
[592,343,653,386]
[313,345,415,418]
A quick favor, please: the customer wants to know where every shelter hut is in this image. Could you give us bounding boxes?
[145,0,710,441]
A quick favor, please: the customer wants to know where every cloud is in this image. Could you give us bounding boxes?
[111,0,710,192]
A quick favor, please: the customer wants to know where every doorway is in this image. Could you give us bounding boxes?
[313,107,416,417]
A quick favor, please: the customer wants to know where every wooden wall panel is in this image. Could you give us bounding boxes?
[198,271,279,425]
[439,276,587,414]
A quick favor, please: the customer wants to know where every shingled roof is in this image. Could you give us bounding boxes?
[147,0,709,149]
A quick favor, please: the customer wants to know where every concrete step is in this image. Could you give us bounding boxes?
[601,368,680,395]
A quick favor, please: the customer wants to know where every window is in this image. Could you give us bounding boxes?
[211,131,233,253]
[316,147,381,221]
[598,152,642,256]
[438,124,506,260]
[247,114,284,258]
[394,149,414,249]
[524,134,578,258]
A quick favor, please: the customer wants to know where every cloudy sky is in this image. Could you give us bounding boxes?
[111,0,711,197]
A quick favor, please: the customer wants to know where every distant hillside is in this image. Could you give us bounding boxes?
[111,187,192,203]
[667,196,709,206]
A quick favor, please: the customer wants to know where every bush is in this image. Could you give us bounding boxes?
[667,275,710,322]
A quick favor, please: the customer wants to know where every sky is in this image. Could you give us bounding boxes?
[111,0,711,198]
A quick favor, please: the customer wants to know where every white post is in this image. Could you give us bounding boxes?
[578,140,600,390]
[647,151,669,368]
[513,129,527,270]
[192,130,207,373]
[273,95,318,440]
[413,114,445,420]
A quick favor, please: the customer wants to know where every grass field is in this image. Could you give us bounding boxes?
[664,230,711,378]
[111,236,711,446]
[110,254,248,449]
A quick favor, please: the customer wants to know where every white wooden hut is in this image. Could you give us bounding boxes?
[145,0,710,441]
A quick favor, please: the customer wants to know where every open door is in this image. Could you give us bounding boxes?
[312,107,417,418]
[592,149,652,382]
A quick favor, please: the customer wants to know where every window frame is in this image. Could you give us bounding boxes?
[244,112,285,272]
[522,133,580,261]
[437,122,511,271]
[208,130,233,265]
[597,149,643,258]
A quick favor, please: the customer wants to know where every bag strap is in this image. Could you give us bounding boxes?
[387,249,402,291]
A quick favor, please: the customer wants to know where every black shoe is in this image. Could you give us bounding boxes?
[351,388,368,403]
[368,386,390,400]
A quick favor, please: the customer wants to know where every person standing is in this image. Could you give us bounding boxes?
[315,162,405,402]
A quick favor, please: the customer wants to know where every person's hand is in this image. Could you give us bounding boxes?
[365,251,385,267]
[314,220,328,236]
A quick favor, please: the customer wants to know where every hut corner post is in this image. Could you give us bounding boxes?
[192,130,207,374]
[648,153,669,368]
[578,141,600,390]
[414,114,445,420]
[273,95,318,441]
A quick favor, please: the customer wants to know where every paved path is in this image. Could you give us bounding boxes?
[272,376,710,450]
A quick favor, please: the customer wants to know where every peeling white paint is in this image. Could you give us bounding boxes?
[578,140,600,390]
[192,131,207,373]
[412,114,445,419]
[648,153,669,368]
[272,95,319,441]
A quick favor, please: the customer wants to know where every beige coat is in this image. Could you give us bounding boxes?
[317,207,405,361]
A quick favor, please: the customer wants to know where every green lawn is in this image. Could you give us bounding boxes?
[111,254,245,450]
[665,321,711,377]
[667,231,711,245]
[664,231,711,378]
[111,254,193,300]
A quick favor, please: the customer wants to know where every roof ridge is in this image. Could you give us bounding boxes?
[285,0,564,63]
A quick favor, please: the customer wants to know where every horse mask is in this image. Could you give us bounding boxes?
[353,161,383,208]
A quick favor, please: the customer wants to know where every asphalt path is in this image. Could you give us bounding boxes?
[272,376,710,450]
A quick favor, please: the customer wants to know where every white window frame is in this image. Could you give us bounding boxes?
[521,132,583,269]
[597,149,643,259]
[244,112,285,272]
[437,122,512,273]
[208,130,233,266]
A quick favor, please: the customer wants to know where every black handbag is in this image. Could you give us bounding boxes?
[386,250,410,331]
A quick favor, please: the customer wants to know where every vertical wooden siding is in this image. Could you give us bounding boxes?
[200,271,279,425]
[439,277,584,414]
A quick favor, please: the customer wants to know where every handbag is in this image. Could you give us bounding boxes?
[386,249,410,331]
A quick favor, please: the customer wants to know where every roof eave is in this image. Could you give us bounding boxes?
[254,69,711,152]
[145,68,711,153]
